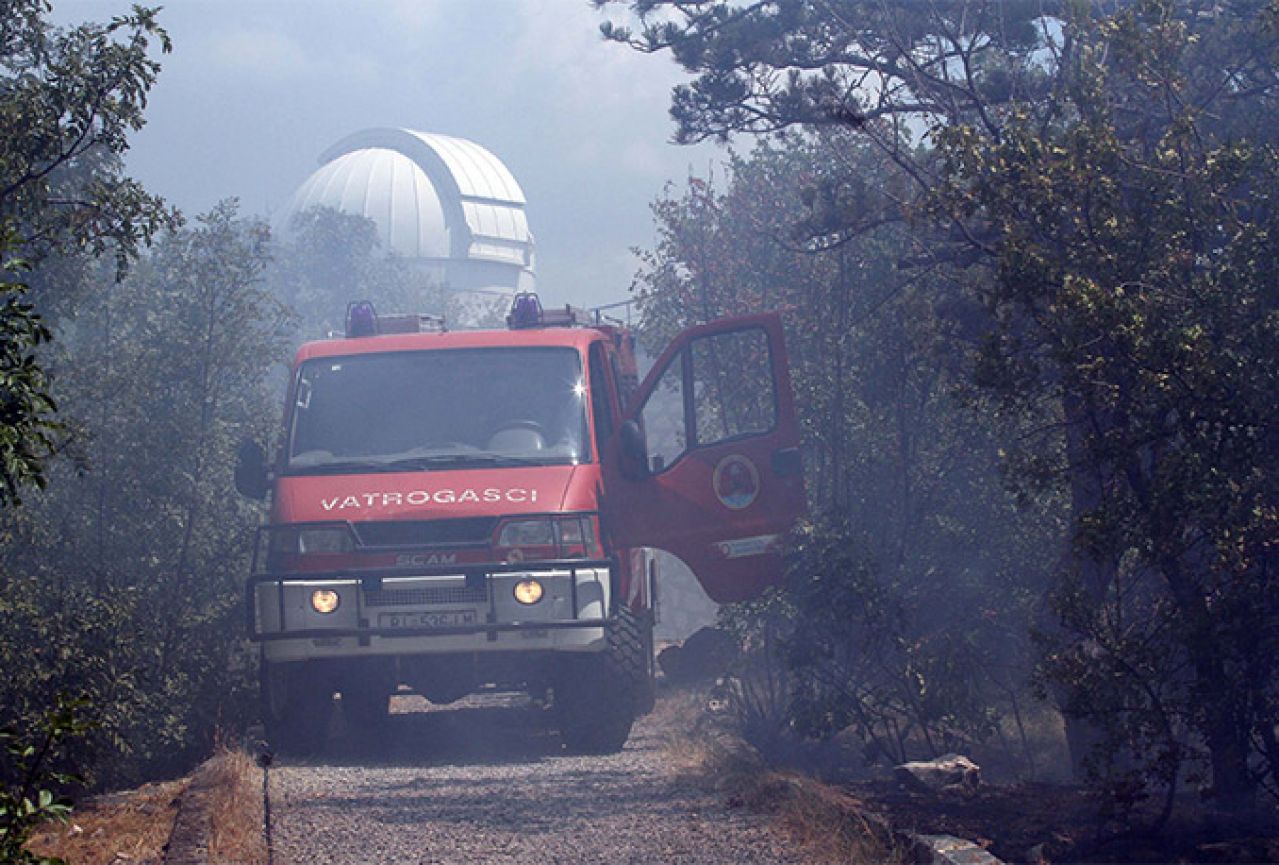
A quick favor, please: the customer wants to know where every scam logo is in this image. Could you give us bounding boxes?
[394,553,457,567]
[712,454,760,511]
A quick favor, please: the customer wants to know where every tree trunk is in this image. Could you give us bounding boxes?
[1159,549,1257,813]
[1053,390,1115,782]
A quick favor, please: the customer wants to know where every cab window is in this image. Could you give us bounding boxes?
[691,327,776,446]
[589,343,615,451]
[639,353,687,472]
[636,326,776,472]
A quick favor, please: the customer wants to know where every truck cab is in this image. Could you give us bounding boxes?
[236,295,805,754]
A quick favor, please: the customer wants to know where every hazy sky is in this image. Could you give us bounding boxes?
[51,0,719,310]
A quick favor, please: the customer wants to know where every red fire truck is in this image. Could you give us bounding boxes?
[235,294,805,754]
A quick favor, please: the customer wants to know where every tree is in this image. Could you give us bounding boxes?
[0,0,171,263]
[0,696,89,865]
[930,7,1279,814]
[604,0,1279,812]
[0,230,56,505]
[632,138,1062,770]
[0,201,290,786]
[596,0,1057,232]
[0,0,171,506]
[270,206,444,343]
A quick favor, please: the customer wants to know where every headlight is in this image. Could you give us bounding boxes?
[513,579,544,605]
[311,589,341,614]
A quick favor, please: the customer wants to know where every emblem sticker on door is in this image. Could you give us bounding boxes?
[713,454,760,510]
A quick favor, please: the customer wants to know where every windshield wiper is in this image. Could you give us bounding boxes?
[285,454,567,476]
[285,459,393,476]
[379,454,554,471]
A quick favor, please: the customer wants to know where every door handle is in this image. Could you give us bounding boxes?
[770,447,802,477]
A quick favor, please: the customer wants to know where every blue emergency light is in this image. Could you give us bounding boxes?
[507,293,587,329]
[507,292,543,329]
[346,301,378,337]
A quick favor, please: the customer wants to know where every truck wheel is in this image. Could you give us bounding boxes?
[555,606,653,754]
[260,659,331,756]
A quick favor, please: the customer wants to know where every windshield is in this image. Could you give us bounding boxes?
[286,347,591,474]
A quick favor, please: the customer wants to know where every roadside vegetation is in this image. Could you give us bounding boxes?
[648,687,900,864]
[605,0,1279,847]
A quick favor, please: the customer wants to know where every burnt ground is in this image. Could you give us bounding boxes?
[844,778,1279,864]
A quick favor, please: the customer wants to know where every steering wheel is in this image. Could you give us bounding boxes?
[487,420,546,452]
[492,420,544,435]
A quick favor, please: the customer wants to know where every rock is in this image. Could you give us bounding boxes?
[657,626,738,682]
[894,754,982,795]
[908,833,1004,865]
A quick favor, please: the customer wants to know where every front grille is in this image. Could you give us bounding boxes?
[354,518,497,548]
[364,586,487,607]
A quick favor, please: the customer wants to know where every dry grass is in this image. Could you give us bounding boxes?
[26,778,188,865]
[654,686,903,864]
[716,748,903,864]
[26,745,266,865]
[203,746,267,865]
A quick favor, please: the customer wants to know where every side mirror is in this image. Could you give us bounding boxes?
[619,420,650,480]
[234,439,270,501]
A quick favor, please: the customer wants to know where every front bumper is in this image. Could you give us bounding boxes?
[247,559,614,660]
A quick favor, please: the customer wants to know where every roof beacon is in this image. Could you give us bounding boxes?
[508,292,586,330]
[507,292,543,329]
[345,301,378,338]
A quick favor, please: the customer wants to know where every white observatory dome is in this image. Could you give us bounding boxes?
[278,128,535,296]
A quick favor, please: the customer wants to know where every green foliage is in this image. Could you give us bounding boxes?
[612,0,1279,815]
[271,206,444,341]
[0,0,172,506]
[596,0,1054,146]
[929,4,1279,811]
[0,201,289,787]
[0,696,91,865]
[632,138,1061,768]
[784,517,1003,763]
[0,0,173,266]
[0,228,59,505]
[715,588,798,761]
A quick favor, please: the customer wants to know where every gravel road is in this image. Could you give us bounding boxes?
[268,692,816,865]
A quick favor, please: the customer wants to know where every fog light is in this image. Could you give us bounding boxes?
[513,579,543,605]
[311,589,341,614]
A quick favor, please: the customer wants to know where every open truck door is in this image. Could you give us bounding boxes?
[606,313,806,603]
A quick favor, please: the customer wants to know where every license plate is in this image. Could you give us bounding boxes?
[377,610,478,629]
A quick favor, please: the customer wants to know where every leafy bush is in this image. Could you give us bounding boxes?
[0,696,91,865]
[0,203,286,788]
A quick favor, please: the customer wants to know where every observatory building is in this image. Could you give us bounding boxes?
[277,128,535,299]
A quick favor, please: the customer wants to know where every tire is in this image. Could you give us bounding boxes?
[555,606,653,754]
[260,658,332,757]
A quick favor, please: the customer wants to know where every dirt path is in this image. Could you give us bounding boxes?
[268,693,814,865]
